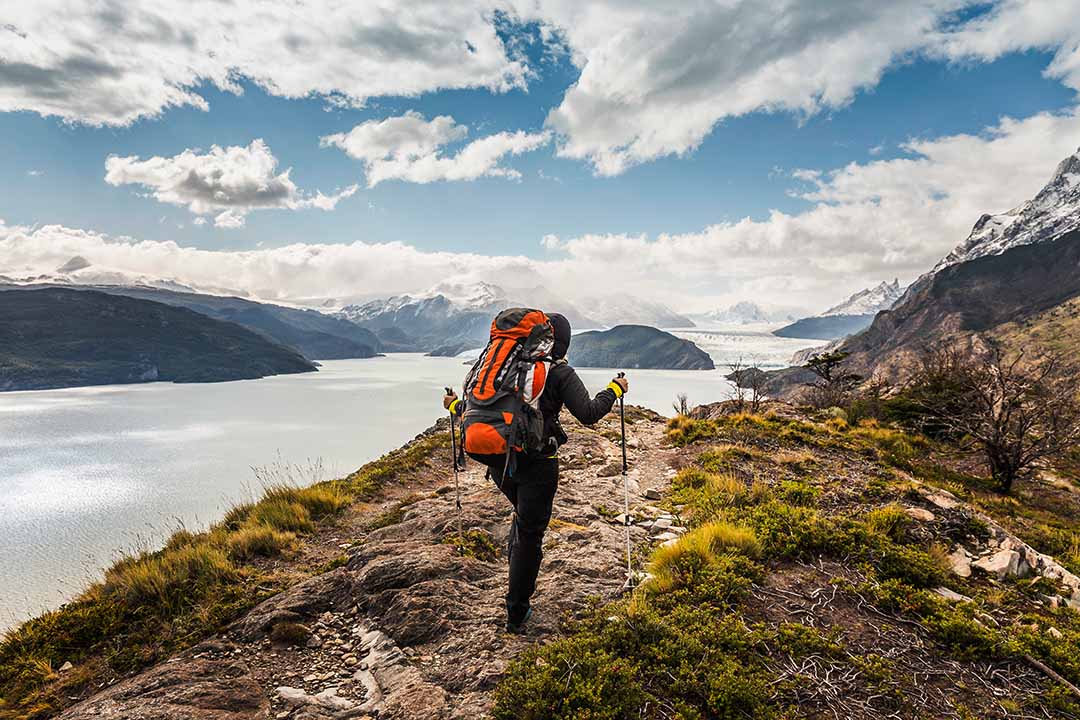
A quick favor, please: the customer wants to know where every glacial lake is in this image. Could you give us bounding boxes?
[0,330,818,628]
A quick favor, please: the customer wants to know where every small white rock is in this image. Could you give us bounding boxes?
[904,507,936,522]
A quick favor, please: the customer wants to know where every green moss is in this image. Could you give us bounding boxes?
[444,529,499,561]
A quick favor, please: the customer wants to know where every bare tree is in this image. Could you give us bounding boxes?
[907,347,1080,493]
[672,393,691,416]
[726,357,767,413]
[727,357,749,411]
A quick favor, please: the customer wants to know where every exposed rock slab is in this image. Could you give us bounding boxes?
[57,656,268,720]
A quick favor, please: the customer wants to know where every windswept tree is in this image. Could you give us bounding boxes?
[905,347,1080,493]
[803,350,862,409]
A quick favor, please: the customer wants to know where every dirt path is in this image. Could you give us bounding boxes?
[58,408,676,720]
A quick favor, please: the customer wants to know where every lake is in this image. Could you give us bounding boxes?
[0,329,819,627]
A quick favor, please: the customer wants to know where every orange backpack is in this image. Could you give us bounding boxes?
[460,308,554,477]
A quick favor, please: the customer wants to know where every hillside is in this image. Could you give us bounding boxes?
[5,404,1080,718]
[0,288,316,391]
[842,227,1080,379]
[75,285,381,360]
[568,325,715,370]
[0,282,382,361]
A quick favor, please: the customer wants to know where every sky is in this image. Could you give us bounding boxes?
[3,0,1080,314]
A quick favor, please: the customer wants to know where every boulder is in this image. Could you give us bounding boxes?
[923,491,960,510]
[947,548,972,578]
[233,568,354,641]
[973,549,1023,580]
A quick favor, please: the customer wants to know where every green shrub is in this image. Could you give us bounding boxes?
[865,504,911,542]
[666,416,720,446]
[777,479,820,506]
[492,636,645,720]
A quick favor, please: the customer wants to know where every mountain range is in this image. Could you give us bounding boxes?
[0,277,382,361]
[773,279,905,340]
[335,282,694,354]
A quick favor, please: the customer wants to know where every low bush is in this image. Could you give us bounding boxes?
[665,415,720,446]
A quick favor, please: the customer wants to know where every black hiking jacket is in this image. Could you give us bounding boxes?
[538,361,618,451]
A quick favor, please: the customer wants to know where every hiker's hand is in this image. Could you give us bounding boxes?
[443,391,457,410]
[610,375,628,396]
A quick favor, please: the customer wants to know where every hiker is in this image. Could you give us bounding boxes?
[443,310,629,633]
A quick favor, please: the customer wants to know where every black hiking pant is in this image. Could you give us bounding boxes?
[492,455,558,624]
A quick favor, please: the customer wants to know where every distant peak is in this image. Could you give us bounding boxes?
[56,255,91,273]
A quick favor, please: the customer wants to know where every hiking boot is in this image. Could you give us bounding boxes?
[505,607,532,635]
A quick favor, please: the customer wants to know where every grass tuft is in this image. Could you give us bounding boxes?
[226,525,296,560]
[648,522,761,594]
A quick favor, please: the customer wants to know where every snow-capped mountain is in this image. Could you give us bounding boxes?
[702,301,771,324]
[695,301,795,326]
[821,279,904,317]
[579,293,695,329]
[337,282,694,352]
[934,148,1080,272]
[826,146,1080,383]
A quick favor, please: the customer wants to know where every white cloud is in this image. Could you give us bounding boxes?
[321,112,550,186]
[5,1,1080,183]
[932,0,1080,90]
[5,109,1080,311]
[0,1,527,126]
[515,0,974,175]
[26,170,44,177]
[104,139,358,228]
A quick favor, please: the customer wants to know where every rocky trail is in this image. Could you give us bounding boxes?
[57,408,678,719]
[47,401,1080,719]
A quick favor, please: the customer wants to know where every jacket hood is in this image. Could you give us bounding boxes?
[549,312,571,360]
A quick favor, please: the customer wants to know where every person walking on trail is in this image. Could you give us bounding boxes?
[442,311,629,634]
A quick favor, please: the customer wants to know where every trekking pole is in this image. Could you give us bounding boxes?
[446,387,463,541]
[617,372,633,589]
